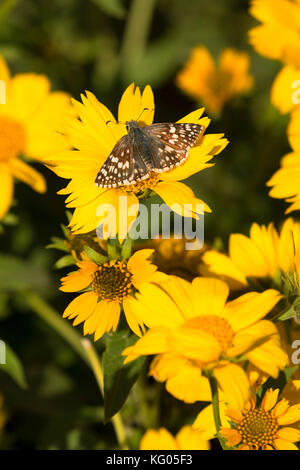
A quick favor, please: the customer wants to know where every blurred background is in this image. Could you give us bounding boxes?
[0,0,291,449]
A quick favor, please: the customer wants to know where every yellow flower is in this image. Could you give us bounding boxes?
[60,249,167,340]
[140,426,210,450]
[249,0,300,113]
[220,388,300,450]
[122,276,287,409]
[268,109,300,210]
[149,236,207,281]
[176,46,253,114]
[0,55,72,219]
[200,218,300,290]
[47,83,228,237]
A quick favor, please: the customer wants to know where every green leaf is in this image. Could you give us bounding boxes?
[107,239,121,261]
[54,254,76,269]
[121,237,133,260]
[0,343,27,388]
[0,254,52,293]
[90,0,126,19]
[103,331,144,421]
[83,245,108,264]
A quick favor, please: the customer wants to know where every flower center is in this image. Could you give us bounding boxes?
[0,115,26,161]
[184,315,235,351]
[92,260,133,302]
[120,173,160,196]
[237,409,279,449]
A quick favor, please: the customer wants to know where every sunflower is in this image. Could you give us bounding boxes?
[200,218,300,290]
[47,83,228,237]
[122,276,287,409]
[249,0,300,114]
[0,54,72,220]
[220,388,300,450]
[267,109,300,212]
[140,426,210,450]
[60,249,167,340]
[176,46,253,114]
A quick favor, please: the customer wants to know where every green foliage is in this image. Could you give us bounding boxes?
[0,343,27,389]
[90,0,126,19]
[103,331,145,422]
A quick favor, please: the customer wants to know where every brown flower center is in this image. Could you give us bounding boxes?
[119,173,160,195]
[0,115,26,161]
[92,260,133,302]
[237,409,279,449]
[184,315,235,351]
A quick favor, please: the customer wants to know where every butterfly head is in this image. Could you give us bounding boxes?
[125,120,141,134]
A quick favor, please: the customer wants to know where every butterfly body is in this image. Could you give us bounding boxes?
[95,120,203,189]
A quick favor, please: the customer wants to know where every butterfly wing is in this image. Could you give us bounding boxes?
[145,123,204,151]
[95,134,150,188]
[143,123,204,172]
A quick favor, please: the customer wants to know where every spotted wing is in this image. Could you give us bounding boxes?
[95,135,150,188]
[143,122,204,173]
[145,123,203,151]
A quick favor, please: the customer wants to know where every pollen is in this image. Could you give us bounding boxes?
[237,409,279,450]
[92,260,133,302]
[183,315,235,351]
[0,115,26,161]
[120,173,160,195]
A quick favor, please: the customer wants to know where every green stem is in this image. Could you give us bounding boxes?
[22,290,129,450]
[23,290,89,365]
[208,373,221,432]
[81,339,129,450]
[207,372,228,450]
[120,0,156,74]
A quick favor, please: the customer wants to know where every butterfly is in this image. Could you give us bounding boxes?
[95,120,204,189]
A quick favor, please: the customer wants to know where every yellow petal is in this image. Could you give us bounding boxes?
[122,297,145,337]
[220,427,242,447]
[246,339,288,378]
[176,426,210,450]
[165,363,212,403]
[191,277,229,317]
[7,74,50,121]
[149,352,188,382]
[227,320,279,358]
[94,301,121,340]
[118,83,154,125]
[140,429,177,450]
[154,180,210,219]
[276,427,300,442]
[169,326,221,362]
[193,402,229,439]
[200,250,248,290]
[274,438,299,450]
[24,91,72,159]
[128,283,184,329]
[261,388,280,411]
[8,158,46,193]
[122,327,170,364]
[277,404,300,425]
[223,290,282,332]
[0,54,10,84]
[214,363,250,409]
[271,66,300,114]
[229,232,269,277]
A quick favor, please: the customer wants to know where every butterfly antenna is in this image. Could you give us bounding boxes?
[136,107,154,122]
